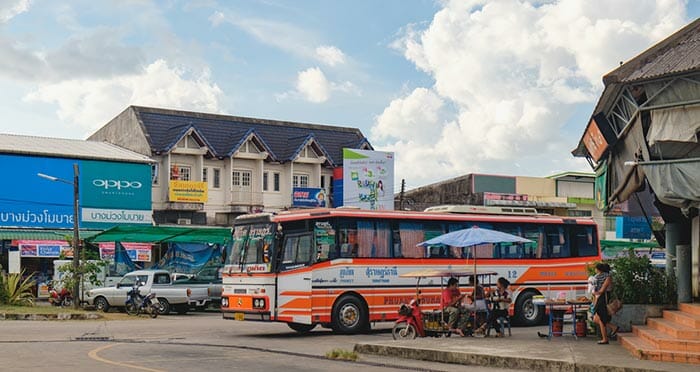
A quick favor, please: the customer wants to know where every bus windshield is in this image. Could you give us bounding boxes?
[227,223,275,272]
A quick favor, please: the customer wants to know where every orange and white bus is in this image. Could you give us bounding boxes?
[220,206,600,333]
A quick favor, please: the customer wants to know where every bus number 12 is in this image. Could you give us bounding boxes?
[507,270,518,279]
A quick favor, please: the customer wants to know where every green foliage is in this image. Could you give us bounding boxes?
[325,349,358,361]
[0,270,36,306]
[56,259,109,297]
[589,249,676,305]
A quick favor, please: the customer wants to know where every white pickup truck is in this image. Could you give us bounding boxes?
[84,270,191,315]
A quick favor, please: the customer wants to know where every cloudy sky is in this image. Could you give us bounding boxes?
[1,0,698,193]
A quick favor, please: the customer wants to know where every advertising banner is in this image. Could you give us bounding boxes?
[17,240,71,257]
[98,242,152,262]
[169,180,208,203]
[292,187,327,207]
[1,154,152,228]
[342,149,394,210]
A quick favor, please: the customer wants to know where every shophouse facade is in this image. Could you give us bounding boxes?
[0,134,153,276]
[88,106,372,226]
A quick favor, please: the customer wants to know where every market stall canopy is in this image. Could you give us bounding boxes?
[86,226,232,245]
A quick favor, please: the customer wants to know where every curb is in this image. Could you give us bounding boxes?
[0,313,103,320]
[354,343,662,372]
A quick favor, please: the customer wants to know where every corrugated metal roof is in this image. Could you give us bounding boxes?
[604,18,700,84]
[0,133,153,163]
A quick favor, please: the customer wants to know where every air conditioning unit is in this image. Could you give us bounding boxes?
[177,218,192,225]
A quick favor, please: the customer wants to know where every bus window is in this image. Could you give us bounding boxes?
[398,222,425,258]
[572,225,597,257]
[338,226,358,258]
[545,225,570,258]
[356,220,391,258]
[314,221,336,261]
[227,225,249,265]
[282,233,313,269]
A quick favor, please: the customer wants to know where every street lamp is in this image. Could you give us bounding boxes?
[37,164,80,309]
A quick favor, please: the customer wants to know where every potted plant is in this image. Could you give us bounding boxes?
[589,249,677,332]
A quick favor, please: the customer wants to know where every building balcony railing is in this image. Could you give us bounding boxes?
[230,189,263,206]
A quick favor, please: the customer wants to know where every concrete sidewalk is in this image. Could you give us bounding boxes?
[354,326,697,372]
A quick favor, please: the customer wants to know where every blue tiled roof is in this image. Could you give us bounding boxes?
[133,107,371,165]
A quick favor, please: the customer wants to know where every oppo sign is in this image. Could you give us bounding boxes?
[92,179,143,190]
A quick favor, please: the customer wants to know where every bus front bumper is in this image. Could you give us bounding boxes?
[222,310,271,321]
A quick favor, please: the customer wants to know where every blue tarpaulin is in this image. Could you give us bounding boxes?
[153,243,219,274]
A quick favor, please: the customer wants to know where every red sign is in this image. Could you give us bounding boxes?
[582,116,609,162]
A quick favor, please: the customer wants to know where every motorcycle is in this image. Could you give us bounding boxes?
[48,282,73,307]
[391,269,497,340]
[125,284,161,318]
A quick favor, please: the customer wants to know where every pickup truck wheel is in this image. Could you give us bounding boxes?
[157,298,170,315]
[94,297,110,313]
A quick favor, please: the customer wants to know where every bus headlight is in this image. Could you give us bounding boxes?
[221,297,229,307]
[253,298,266,309]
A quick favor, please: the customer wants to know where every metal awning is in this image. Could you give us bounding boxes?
[0,229,102,241]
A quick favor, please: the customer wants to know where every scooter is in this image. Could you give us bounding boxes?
[48,282,73,307]
[125,284,160,318]
[392,299,427,339]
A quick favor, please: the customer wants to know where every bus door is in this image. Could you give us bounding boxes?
[276,232,314,324]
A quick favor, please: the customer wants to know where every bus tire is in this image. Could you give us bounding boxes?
[288,322,316,333]
[332,295,368,334]
[514,291,545,326]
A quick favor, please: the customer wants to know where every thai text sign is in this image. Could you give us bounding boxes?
[169,180,208,202]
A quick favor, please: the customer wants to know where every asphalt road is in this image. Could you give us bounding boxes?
[0,311,510,372]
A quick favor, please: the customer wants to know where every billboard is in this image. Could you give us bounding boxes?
[168,180,208,203]
[615,216,652,240]
[342,149,394,210]
[0,154,152,228]
[292,187,327,207]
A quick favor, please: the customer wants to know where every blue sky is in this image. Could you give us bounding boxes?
[0,0,698,192]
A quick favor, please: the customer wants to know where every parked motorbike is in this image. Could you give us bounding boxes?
[125,283,161,318]
[48,282,73,307]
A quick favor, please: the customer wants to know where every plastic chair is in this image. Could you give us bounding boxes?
[486,314,512,337]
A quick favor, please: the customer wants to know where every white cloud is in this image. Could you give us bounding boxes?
[315,45,346,66]
[296,67,330,103]
[376,0,687,186]
[0,0,31,22]
[24,59,223,132]
[280,67,360,103]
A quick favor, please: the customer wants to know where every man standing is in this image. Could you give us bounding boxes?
[442,277,466,336]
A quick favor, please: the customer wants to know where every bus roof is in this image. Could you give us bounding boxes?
[424,205,541,215]
[233,208,596,226]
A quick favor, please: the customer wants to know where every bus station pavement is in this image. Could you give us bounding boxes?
[354,326,697,372]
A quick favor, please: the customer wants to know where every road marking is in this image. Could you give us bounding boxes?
[88,343,166,372]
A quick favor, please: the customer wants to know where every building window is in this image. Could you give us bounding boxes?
[213,168,221,188]
[568,210,592,217]
[263,172,269,191]
[170,164,191,181]
[321,175,326,189]
[273,172,280,192]
[151,164,159,185]
[202,168,208,183]
[293,173,309,188]
[233,170,252,187]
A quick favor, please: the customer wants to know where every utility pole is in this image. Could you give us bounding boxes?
[399,179,406,210]
[72,164,80,309]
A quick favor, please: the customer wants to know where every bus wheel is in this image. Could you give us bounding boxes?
[288,322,316,333]
[514,291,544,326]
[332,295,368,334]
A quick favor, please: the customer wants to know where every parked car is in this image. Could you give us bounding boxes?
[84,270,191,314]
[172,266,223,310]
[650,252,666,268]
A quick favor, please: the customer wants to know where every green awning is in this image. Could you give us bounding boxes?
[87,226,232,245]
[0,229,102,241]
[600,240,659,248]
